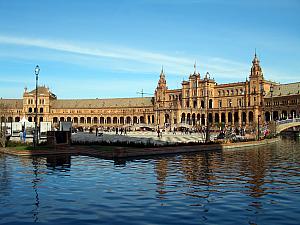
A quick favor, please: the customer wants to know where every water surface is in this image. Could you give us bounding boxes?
[1,138,300,225]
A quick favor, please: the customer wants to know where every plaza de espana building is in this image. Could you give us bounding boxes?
[1,54,300,131]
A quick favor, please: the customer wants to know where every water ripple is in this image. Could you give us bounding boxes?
[0,139,300,224]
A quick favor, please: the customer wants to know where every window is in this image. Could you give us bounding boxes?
[228,99,232,107]
[186,100,190,108]
[218,100,222,108]
[238,99,242,107]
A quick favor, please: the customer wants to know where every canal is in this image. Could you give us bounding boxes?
[0,138,299,225]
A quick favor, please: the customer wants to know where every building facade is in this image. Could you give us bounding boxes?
[1,54,299,131]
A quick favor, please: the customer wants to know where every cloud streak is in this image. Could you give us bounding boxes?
[0,34,249,79]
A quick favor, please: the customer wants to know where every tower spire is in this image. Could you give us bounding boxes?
[194,61,196,74]
[250,52,263,79]
[160,65,165,79]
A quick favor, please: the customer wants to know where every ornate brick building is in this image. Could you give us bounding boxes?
[1,53,299,131]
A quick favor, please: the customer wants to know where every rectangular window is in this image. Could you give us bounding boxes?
[218,100,222,108]
[228,99,232,107]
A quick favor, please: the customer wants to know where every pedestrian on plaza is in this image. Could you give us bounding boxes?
[23,129,26,143]
[19,131,23,142]
[124,128,127,135]
[116,127,119,135]
[157,128,160,138]
[96,127,98,136]
[173,127,176,135]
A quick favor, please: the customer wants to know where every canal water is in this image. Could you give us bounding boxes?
[1,138,299,225]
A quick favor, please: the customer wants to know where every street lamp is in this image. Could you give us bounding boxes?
[270,84,273,121]
[205,74,210,143]
[34,65,40,149]
[257,114,261,140]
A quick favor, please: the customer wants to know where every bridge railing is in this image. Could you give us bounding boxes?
[276,117,300,125]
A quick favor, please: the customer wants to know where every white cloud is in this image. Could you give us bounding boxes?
[0,34,249,80]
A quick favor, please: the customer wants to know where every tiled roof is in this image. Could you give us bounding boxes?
[50,97,154,109]
[265,82,300,98]
[27,86,57,98]
[0,99,23,109]
[28,86,51,95]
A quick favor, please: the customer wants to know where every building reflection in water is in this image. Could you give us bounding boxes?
[46,155,71,171]
[154,148,272,215]
[155,158,169,197]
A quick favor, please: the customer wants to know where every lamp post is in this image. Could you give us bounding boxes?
[205,74,210,143]
[270,84,273,121]
[257,114,261,140]
[10,110,13,136]
[34,65,40,149]
[270,84,274,135]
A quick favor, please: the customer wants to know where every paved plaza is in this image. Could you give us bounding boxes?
[72,131,215,146]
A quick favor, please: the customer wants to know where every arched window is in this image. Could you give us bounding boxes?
[215,113,219,123]
[249,111,254,122]
[140,116,145,124]
[221,113,226,123]
[181,113,186,123]
[228,112,232,123]
[93,117,98,124]
[100,117,104,124]
[209,99,213,108]
[106,117,111,124]
[201,100,205,108]
[29,107,32,113]
[87,117,91,124]
[80,117,85,123]
[208,113,213,123]
[40,107,44,113]
[193,100,197,108]
[113,117,118,124]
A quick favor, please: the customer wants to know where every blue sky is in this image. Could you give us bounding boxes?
[0,0,299,99]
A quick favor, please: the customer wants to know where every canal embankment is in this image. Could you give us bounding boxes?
[0,137,280,159]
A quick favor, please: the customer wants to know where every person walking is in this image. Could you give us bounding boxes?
[19,131,23,142]
[23,129,26,143]
[96,127,98,136]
